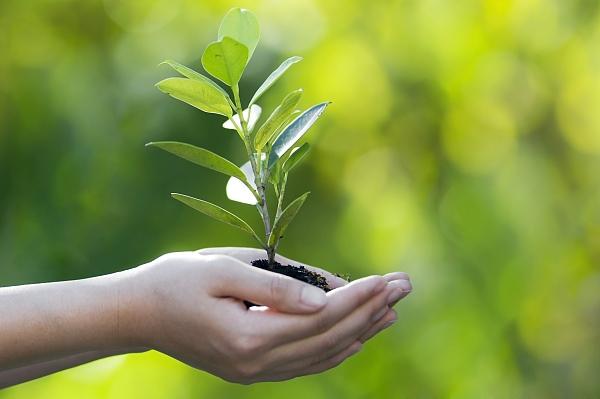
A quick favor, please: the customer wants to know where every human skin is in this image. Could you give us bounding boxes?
[0,247,412,387]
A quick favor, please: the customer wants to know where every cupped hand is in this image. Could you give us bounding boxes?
[195,247,350,290]
[125,249,412,384]
[198,248,412,345]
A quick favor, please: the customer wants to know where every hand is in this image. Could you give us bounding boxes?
[125,248,412,383]
[0,247,412,388]
[196,248,412,344]
[195,247,350,290]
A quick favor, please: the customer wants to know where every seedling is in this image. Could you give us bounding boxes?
[147,8,331,289]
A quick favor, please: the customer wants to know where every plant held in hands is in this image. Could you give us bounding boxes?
[148,8,332,292]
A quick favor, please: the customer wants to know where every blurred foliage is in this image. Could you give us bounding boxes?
[1,0,600,397]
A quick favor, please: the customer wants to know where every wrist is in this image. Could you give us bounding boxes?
[107,266,154,351]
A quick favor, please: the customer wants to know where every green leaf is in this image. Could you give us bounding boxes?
[283,143,310,174]
[284,110,301,124]
[218,8,260,60]
[254,89,303,150]
[268,102,329,168]
[146,141,249,184]
[266,110,302,149]
[171,193,263,245]
[160,60,232,104]
[201,37,248,87]
[268,157,282,187]
[249,56,302,106]
[268,192,310,247]
[156,77,232,117]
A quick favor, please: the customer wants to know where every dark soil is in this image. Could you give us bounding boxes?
[245,259,332,308]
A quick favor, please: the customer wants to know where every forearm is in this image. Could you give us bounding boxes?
[0,348,144,389]
[0,270,144,371]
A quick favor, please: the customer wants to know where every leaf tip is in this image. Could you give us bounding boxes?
[318,101,332,112]
[154,78,178,94]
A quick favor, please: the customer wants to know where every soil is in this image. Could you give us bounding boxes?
[245,259,332,308]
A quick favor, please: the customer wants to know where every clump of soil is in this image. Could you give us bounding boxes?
[245,259,331,308]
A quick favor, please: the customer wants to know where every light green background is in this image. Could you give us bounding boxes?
[1,0,599,397]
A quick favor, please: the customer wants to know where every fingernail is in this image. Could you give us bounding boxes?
[384,272,409,282]
[382,319,396,330]
[387,288,407,304]
[372,307,388,322]
[388,279,412,292]
[300,285,327,308]
[350,341,362,355]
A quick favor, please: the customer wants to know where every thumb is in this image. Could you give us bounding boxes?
[212,256,327,314]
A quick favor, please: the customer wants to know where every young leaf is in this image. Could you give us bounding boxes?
[263,109,302,153]
[156,77,232,117]
[249,56,302,106]
[146,141,250,184]
[268,192,310,247]
[160,60,233,104]
[223,104,262,133]
[201,37,248,86]
[171,193,263,246]
[283,143,310,174]
[226,160,258,205]
[283,110,301,125]
[268,156,282,187]
[268,102,329,168]
[254,89,303,151]
[218,8,260,60]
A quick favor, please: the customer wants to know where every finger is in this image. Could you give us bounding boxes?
[197,247,348,289]
[269,341,362,381]
[279,338,362,374]
[272,279,409,367]
[250,275,387,345]
[359,308,397,343]
[263,282,393,370]
[208,255,328,314]
[274,340,353,374]
[196,246,259,259]
[384,272,410,282]
[195,247,259,261]
[357,279,409,342]
[386,278,412,307]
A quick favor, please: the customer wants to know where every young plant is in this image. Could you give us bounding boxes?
[147,8,328,267]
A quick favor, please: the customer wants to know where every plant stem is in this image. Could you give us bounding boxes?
[272,172,288,255]
[232,84,273,260]
[225,115,261,204]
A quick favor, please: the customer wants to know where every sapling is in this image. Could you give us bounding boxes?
[147,8,331,290]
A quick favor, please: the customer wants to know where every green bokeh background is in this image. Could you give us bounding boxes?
[1,0,600,397]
